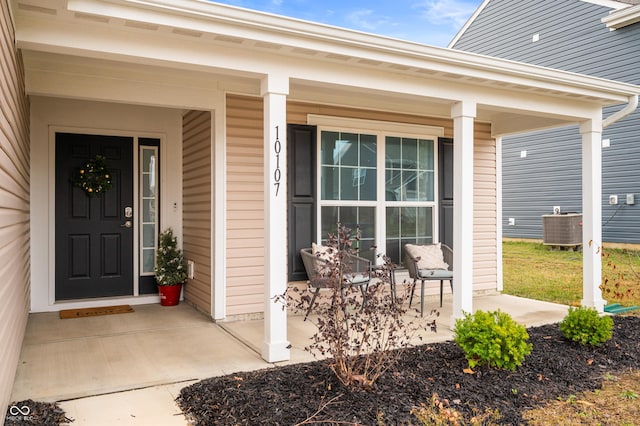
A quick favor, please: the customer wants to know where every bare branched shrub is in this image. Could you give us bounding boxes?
[411,393,502,426]
[602,248,638,302]
[590,241,638,303]
[285,225,438,389]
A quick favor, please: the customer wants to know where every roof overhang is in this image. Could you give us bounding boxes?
[450,0,631,47]
[11,0,640,136]
[602,3,640,29]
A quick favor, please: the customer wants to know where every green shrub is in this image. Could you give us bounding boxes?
[454,310,532,371]
[559,306,613,347]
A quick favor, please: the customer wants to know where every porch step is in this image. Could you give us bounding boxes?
[604,303,639,315]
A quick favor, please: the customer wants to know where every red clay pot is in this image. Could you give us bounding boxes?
[158,283,183,306]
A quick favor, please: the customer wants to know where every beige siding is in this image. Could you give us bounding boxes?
[182,110,212,314]
[226,95,265,315]
[287,102,454,135]
[473,123,498,291]
[225,96,498,314]
[0,1,30,416]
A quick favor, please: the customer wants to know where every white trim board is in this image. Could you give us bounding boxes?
[307,115,445,137]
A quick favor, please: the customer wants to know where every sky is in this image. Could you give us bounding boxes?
[209,0,484,47]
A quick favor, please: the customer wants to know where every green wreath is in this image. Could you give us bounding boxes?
[74,155,113,196]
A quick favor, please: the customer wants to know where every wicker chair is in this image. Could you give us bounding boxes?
[299,247,371,320]
[404,243,453,316]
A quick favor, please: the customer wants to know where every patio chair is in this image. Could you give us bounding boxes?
[299,246,371,320]
[404,243,453,316]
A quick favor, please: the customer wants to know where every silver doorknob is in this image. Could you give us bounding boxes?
[120,221,132,228]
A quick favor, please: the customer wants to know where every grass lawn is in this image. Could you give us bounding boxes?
[502,241,640,424]
[502,240,640,309]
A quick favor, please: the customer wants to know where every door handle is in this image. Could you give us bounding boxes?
[120,221,132,228]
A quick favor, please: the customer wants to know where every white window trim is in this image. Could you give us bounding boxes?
[308,115,444,138]
[309,115,445,263]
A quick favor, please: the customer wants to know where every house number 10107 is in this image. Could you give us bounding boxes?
[273,125,282,196]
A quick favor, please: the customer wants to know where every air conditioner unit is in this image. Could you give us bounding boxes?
[542,213,582,248]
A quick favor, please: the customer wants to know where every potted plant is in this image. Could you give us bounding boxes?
[155,227,188,306]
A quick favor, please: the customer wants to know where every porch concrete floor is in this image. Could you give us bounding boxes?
[11,294,569,425]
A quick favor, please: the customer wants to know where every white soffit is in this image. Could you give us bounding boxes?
[12,0,640,107]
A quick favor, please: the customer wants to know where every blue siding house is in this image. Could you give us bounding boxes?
[451,0,640,244]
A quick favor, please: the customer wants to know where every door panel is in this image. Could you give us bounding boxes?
[102,234,122,276]
[55,133,134,300]
[70,235,90,277]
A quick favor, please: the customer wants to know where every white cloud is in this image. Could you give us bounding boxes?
[345,8,397,32]
[346,9,376,30]
[413,0,478,29]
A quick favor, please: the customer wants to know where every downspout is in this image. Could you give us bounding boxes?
[602,94,638,128]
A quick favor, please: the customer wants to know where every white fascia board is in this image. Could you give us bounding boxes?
[69,0,439,50]
[602,4,640,29]
[27,0,640,105]
[15,14,264,76]
[448,0,490,48]
[581,0,631,10]
[424,49,639,104]
[492,115,587,138]
[150,2,640,100]
[293,59,605,120]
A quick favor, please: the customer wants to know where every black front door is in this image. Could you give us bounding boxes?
[55,133,134,300]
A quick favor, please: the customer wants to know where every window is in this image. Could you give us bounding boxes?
[320,131,377,257]
[320,131,377,201]
[314,117,443,265]
[385,137,434,202]
[321,205,376,256]
[385,136,435,262]
[385,206,433,263]
[140,145,158,275]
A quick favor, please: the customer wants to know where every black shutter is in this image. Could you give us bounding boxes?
[439,137,454,248]
[287,124,317,281]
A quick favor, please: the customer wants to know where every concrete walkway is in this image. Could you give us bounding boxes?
[10,294,570,425]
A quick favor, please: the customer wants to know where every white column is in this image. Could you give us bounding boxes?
[581,118,606,312]
[262,74,291,362]
[451,101,476,327]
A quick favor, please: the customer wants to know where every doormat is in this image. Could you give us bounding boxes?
[59,305,134,319]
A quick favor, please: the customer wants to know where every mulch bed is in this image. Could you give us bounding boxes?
[4,400,72,426]
[177,315,640,425]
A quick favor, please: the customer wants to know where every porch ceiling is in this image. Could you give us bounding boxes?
[21,50,261,110]
[11,0,640,135]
